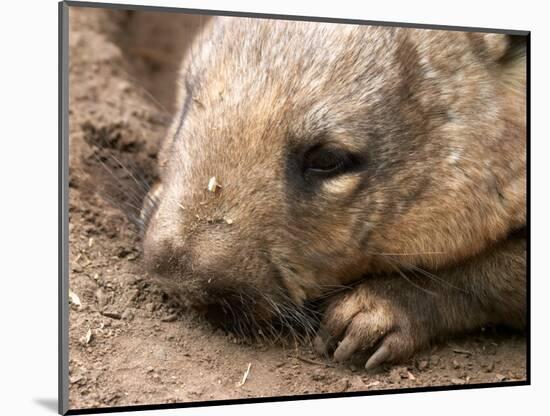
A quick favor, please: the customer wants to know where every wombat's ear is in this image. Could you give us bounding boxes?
[468,33,510,62]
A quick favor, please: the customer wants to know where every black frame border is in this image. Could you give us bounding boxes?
[58,1,531,414]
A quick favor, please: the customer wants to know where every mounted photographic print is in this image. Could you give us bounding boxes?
[59,1,529,414]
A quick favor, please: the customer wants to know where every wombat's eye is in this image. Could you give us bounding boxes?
[303,145,360,178]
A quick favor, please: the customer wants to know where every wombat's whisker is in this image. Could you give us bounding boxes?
[223,290,269,342]
[380,255,439,296]
[260,296,288,343]
[115,65,172,118]
[396,260,471,294]
[99,182,145,218]
[242,286,318,345]
[92,153,146,207]
[99,193,144,228]
[222,298,243,338]
[368,250,471,294]
[109,153,152,196]
[271,291,319,343]
[309,283,361,302]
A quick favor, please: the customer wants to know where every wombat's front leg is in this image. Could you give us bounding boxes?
[314,234,526,369]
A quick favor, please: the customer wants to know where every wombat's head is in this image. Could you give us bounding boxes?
[142,18,526,335]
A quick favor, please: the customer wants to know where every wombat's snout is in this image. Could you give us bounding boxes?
[143,216,280,331]
[144,223,238,286]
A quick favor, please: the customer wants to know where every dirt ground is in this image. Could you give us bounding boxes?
[67,7,527,411]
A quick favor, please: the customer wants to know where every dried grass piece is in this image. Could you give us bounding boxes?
[85,328,93,344]
[236,363,252,387]
[69,289,82,307]
[207,176,221,193]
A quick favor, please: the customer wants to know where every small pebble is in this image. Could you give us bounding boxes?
[311,369,326,381]
[102,311,121,320]
[121,309,134,321]
[338,378,350,392]
[389,368,404,384]
[95,288,110,310]
[153,349,168,361]
[417,360,429,370]
[161,313,178,322]
[484,361,495,373]
[70,375,84,385]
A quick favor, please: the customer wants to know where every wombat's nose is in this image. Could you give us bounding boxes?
[144,221,278,332]
[142,232,186,276]
[143,220,237,280]
[142,214,190,276]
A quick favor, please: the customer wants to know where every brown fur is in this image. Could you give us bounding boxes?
[142,18,526,368]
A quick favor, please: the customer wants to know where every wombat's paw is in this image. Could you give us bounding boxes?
[313,283,429,370]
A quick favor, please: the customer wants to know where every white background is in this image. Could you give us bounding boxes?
[1,0,547,414]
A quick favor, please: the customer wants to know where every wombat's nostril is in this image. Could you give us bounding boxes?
[143,227,189,276]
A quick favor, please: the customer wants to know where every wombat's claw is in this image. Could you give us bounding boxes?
[364,344,391,370]
[313,284,421,370]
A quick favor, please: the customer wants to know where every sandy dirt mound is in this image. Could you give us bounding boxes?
[67,7,526,411]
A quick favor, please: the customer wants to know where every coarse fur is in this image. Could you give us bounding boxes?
[142,17,526,368]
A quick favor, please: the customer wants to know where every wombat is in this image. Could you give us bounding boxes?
[142,17,526,369]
